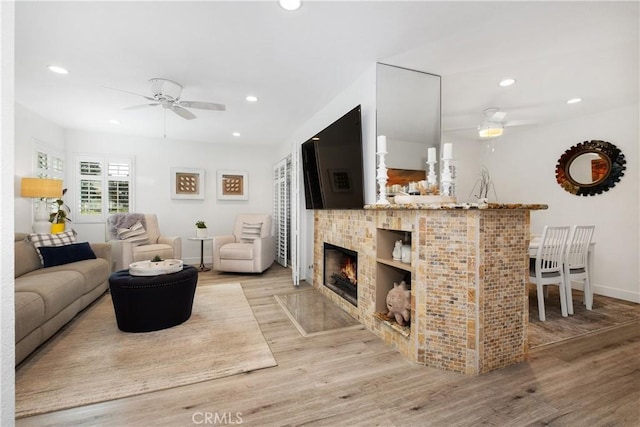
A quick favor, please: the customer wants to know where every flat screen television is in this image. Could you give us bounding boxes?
[301,105,364,209]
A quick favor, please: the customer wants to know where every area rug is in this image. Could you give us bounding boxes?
[15,283,277,418]
[528,286,640,348]
[275,289,362,337]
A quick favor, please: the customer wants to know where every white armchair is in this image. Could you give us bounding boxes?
[106,213,182,271]
[212,214,275,273]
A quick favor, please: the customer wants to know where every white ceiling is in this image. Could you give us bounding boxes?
[14,1,639,146]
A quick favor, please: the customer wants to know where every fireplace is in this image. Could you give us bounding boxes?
[323,243,357,306]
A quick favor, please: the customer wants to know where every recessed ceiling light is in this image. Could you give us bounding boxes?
[499,78,515,87]
[567,98,583,104]
[109,119,121,125]
[232,132,241,137]
[48,65,69,75]
[245,95,258,103]
[279,0,301,11]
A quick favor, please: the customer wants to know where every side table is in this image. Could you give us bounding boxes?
[188,236,213,272]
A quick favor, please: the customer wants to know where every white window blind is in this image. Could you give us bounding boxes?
[75,155,133,222]
[273,156,291,268]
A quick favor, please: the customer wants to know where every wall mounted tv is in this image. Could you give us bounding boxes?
[302,105,364,209]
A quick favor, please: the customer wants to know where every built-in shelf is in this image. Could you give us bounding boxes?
[373,311,410,337]
[376,257,412,272]
[375,228,413,338]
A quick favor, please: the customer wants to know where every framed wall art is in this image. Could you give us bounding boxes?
[170,167,205,200]
[217,170,248,200]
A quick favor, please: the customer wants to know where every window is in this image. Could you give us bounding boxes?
[75,155,134,222]
[34,143,65,214]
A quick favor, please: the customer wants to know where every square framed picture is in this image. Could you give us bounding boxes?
[217,170,248,200]
[171,167,205,200]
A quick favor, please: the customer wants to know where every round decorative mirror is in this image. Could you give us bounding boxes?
[555,140,626,196]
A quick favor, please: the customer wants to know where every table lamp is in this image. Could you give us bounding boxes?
[21,177,63,233]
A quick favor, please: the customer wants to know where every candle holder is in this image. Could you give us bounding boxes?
[376,150,390,205]
[427,160,437,192]
[440,157,455,197]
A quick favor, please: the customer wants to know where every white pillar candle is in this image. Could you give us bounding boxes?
[428,147,436,163]
[443,142,453,160]
[377,135,387,153]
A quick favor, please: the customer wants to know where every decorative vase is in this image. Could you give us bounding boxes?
[392,240,402,261]
[401,244,411,264]
[51,223,65,234]
[196,227,207,238]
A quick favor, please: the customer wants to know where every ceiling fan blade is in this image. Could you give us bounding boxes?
[504,119,537,127]
[124,103,159,110]
[103,86,155,101]
[170,105,196,120]
[177,101,226,111]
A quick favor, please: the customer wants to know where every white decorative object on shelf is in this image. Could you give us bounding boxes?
[427,160,437,189]
[440,143,455,197]
[392,240,402,261]
[129,259,184,276]
[376,135,390,205]
[401,244,411,264]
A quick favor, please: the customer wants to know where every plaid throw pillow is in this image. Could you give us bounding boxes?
[27,230,77,265]
[117,220,150,247]
[240,222,262,243]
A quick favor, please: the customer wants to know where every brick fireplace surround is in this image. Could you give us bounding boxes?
[313,203,547,375]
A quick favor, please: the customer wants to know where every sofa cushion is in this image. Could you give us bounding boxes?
[240,222,263,243]
[219,242,254,260]
[27,230,77,265]
[16,271,84,321]
[117,220,150,246]
[22,258,110,296]
[39,242,97,268]
[15,292,45,342]
[15,235,43,278]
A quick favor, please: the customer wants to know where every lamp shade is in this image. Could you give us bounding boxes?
[21,178,63,198]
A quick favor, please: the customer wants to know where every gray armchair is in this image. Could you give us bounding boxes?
[106,213,182,271]
[212,214,275,273]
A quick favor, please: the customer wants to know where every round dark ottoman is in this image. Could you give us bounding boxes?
[109,265,198,332]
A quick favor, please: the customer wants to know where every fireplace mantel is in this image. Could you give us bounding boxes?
[313,205,546,375]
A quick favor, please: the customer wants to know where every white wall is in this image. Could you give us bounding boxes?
[1,0,16,423]
[452,105,638,302]
[64,130,276,265]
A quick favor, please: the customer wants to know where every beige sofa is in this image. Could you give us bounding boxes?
[14,232,112,365]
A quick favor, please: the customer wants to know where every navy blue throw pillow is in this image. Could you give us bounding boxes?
[39,242,97,268]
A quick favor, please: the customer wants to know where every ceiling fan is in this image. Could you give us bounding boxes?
[477,107,537,138]
[444,107,535,139]
[106,78,226,120]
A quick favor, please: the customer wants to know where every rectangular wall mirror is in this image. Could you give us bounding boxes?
[376,63,441,193]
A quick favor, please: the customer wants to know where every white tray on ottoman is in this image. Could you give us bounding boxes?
[129,259,184,276]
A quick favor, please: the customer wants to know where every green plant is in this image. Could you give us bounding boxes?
[49,188,71,224]
[151,255,163,262]
[195,220,207,229]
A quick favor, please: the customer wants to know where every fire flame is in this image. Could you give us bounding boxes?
[341,258,357,285]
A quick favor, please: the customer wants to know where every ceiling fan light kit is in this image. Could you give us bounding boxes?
[478,123,504,138]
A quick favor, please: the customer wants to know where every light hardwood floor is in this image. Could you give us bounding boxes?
[17,265,640,426]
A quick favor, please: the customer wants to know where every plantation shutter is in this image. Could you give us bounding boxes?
[273,156,291,267]
[75,155,134,222]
